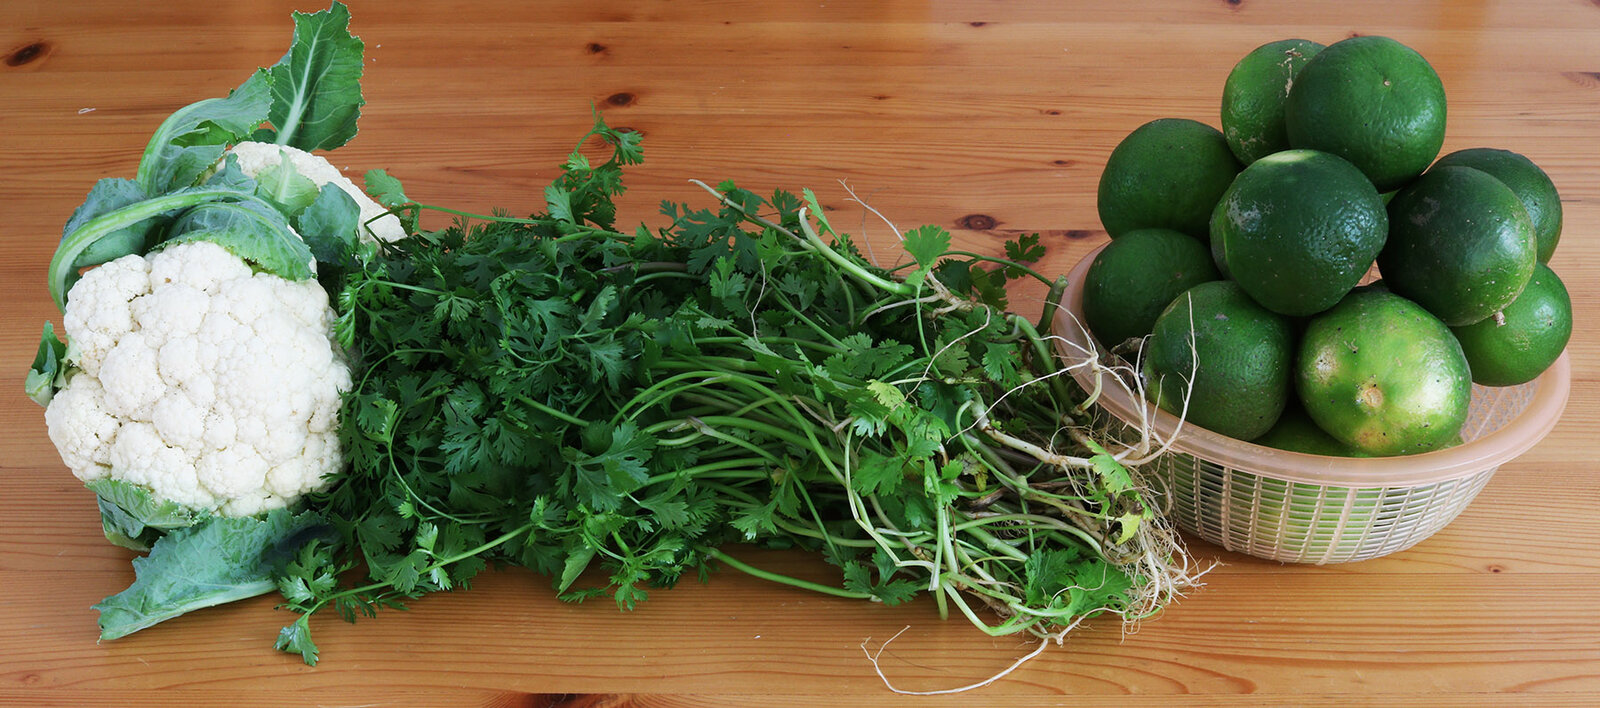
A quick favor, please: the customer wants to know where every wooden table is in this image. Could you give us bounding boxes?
[2,1,1596,705]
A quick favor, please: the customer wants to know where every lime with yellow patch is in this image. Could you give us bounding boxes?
[1297,289,1470,456]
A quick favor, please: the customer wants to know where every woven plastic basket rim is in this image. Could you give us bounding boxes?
[1052,243,1571,488]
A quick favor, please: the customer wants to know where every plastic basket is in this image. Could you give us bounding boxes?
[1053,244,1571,564]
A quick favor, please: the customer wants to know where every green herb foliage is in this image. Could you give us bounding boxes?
[277,113,1181,665]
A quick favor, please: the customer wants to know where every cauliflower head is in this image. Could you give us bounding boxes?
[224,141,406,243]
[44,241,351,517]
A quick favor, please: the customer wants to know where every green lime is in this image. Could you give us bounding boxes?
[1298,289,1471,456]
[1450,262,1571,386]
[1379,165,1537,326]
[1284,35,1446,191]
[1143,280,1294,441]
[1210,231,1232,280]
[1432,148,1563,263]
[1221,39,1326,164]
[1082,229,1220,349]
[1211,149,1388,317]
[1097,118,1242,240]
[1254,402,1370,457]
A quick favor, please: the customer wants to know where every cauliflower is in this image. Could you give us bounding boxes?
[44,240,350,517]
[224,141,406,243]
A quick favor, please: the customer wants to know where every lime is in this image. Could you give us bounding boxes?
[1221,39,1326,164]
[1284,35,1446,191]
[1254,403,1369,457]
[1143,281,1294,441]
[1298,289,1471,456]
[1209,232,1232,280]
[1082,228,1220,349]
[1433,148,1563,263]
[1097,118,1242,240]
[1450,262,1571,386]
[1379,165,1537,326]
[1211,149,1388,317]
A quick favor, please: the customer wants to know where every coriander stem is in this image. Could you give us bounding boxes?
[705,548,873,600]
[515,395,590,427]
[796,209,914,298]
[942,250,1055,288]
[414,204,538,224]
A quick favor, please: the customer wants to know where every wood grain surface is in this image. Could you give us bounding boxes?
[2,0,1597,705]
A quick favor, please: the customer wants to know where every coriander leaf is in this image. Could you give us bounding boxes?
[1084,438,1136,497]
[25,323,67,407]
[731,497,780,540]
[801,188,835,237]
[267,1,365,151]
[981,341,1021,388]
[276,540,341,605]
[850,450,903,497]
[639,492,692,530]
[872,577,920,606]
[546,185,575,223]
[570,422,655,512]
[275,615,320,666]
[1070,562,1135,614]
[1022,548,1081,607]
[1114,512,1144,545]
[1002,232,1045,279]
[565,150,591,171]
[902,224,951,270]
[1092,454,1135,496]
[865,380,907,411]
[967,264,1009,310]
[842,561,872,595]
[95,508,328,641]
[708,257,747,299]
[364,168,409,208]
[558,544,597,593]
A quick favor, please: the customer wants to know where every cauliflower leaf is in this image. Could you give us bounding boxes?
[135,69,272,195]
[25,323,67,407]
[161,197,314,280]
[86,478,202,552]
[94,508,331,640]
[264,2,365,152]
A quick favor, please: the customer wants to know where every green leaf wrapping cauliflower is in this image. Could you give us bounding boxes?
[220,141,407,243]
[44,240,351,520]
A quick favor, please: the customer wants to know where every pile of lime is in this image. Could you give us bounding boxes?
[1085,35,1572,457]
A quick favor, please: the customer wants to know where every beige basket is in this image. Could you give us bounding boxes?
[1053,244,1571,564]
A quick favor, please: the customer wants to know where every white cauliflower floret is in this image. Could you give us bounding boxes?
[43,240,350,518]
[225,141,406,243]
[42,376,119,479]
[60,255,151,377]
